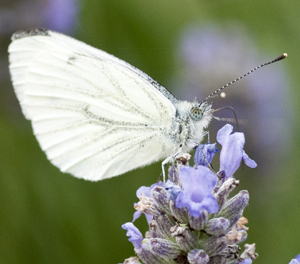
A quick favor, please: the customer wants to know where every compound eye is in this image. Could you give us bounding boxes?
[190,107,203,121]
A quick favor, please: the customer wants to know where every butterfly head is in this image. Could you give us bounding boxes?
[189,101,213,122]
[184,101,213,150]
[190,106,203,121]
[189,101,212,121]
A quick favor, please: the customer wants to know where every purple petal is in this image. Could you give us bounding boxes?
[217,124,245,178]
[122,222,143,250]
[194,143,219,166]
[132,203,153,225]
[136,182,163,198]
[134,182,163,223]
[200,196,219,213]
[132,209,142,222]
[289,260,300,264]
[136,186,152,198]
[132,203,153,224]
[239,259,252,264]
[145,214,154,225]
[176,166,218,217]
[165,180,181,201]
[290,254,300,264]
[242,151,257,168]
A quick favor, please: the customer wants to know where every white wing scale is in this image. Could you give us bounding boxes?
[9,29,178,181]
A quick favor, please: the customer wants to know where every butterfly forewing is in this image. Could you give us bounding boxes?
[9,29,177,181]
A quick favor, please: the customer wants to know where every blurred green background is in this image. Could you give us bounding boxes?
[0,0,300,263]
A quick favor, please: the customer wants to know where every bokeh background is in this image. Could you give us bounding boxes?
[0,0,299,263]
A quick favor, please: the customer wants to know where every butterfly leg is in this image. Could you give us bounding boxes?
[161,148,183,184]
[161,156,171,184]
[205,131,210,143]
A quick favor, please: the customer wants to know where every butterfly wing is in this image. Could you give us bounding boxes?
[8,29,178,181]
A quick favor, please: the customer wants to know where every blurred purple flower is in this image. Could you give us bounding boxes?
[0,0,79,35]
[217,124,257,179]
[176,166,219,217]
[43,0,79,33]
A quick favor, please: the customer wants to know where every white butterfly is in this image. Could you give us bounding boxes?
[8,28,213,181]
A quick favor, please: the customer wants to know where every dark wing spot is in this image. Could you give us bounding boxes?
[12,28,50,41]
[67,56,77,65]
[178,124,182,134]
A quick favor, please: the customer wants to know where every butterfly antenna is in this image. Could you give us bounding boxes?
[203,53,288,102]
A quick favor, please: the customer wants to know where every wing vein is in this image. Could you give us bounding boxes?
[62,134,157,173]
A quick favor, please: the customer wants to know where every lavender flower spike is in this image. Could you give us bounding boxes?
[123,125,259,263]
[176,166,219,217]
[217,124,257,179]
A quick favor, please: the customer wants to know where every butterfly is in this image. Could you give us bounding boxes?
[8,28,213,181]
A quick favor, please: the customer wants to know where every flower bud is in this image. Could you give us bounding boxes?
[170,225,198,251]
[149,219,159,238]
[187,249,210,264]
[218,190,249,225]
[221,244,241,259]
[144,238,182,259]
[153,213,176,240]
[134,193,161,216]
[151,186,172,214]
[139,240,170,264]
[145,230,158,239]
[188,210,208,231]
[204,217,230,236]
[214,178,239,209]
[168,165,181,186]
[207,255,227,264]
[168,153,191,187]
[199,235,227,256]
[170,200,188,223]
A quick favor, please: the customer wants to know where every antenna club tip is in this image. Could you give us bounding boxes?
[220,92,226,98]
[275,53,288,62]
